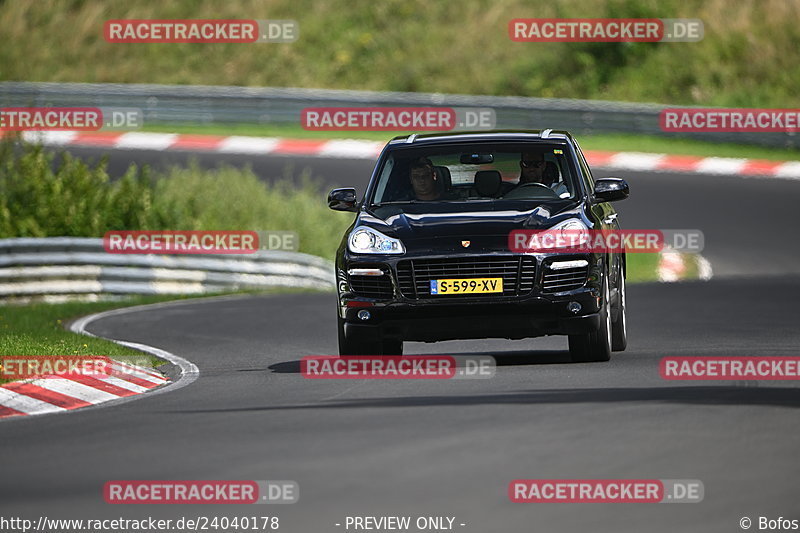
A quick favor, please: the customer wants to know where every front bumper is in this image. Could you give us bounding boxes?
[344,302,601,342]
[338,252,605,342]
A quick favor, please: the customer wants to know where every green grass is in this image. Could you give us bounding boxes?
[141,122,800,162]
[2,0,799,108]
[625,253,661,284]
[0,295,184,384]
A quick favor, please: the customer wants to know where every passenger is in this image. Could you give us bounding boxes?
[409,157,445,200]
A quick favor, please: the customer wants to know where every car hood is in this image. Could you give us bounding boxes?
[360,202,583,252]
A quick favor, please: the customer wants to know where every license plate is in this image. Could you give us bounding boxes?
[430,278,503,295]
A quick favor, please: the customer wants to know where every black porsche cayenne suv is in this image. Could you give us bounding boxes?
[327,130,630,362]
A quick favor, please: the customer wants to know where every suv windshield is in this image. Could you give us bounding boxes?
[370,143,579,208]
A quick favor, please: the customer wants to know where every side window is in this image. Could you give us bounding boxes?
[373,155,394,202]
[572,141,595,194]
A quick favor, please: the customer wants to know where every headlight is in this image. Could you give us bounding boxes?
[551,218,589,232]
[348,227,405,254]
[550,218,590,247]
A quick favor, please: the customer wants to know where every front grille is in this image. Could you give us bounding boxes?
[349,275,394,298]
[396,256,536,299]
[542,265,589,293]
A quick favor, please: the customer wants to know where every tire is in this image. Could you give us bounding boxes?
[381,338,403,356]
[337,317,381,356]
[568,274,612,363]
[611,263,628,352]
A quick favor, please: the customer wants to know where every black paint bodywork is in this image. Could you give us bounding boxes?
[329,130,628,344]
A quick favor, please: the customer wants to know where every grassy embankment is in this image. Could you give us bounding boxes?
[2,0,799,108]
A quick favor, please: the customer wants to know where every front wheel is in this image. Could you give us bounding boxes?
[611,263,628,352]
[382,338,403,356]
[338,318,401,355]
[338,317,380,355]
[568,275,612,363]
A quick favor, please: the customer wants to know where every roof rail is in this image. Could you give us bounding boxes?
[405,134,417,143]
[540,129,553,139]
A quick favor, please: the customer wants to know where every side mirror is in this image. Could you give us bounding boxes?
[594,178,629,203]
[328,188,359,212]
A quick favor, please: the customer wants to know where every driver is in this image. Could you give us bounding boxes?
[517,151,569,197]
[518,151,547,185]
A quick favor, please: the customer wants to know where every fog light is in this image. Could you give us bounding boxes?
[357,310,372,321]
[567,301,582,314]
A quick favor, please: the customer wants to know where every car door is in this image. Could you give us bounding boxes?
[573,141,624,293]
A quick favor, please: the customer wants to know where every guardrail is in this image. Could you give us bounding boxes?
[0,237,335,303]
[1,81,795,148]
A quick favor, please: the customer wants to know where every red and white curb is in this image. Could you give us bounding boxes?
[14,131,385,159]
[658,250,713,282]
[0,362,168,419]
[0,300,200,421]
[11,131,800,179]
[585,150,800,179]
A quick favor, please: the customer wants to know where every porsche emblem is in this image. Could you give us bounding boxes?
[461,240,471,248]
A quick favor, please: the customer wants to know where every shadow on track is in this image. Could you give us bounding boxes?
[267,350,573,374]
[175,385,800,414]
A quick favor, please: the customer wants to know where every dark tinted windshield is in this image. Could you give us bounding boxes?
[370,143,578,207]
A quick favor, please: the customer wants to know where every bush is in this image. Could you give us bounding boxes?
[151,163,352,258]
[0,138,353,259]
